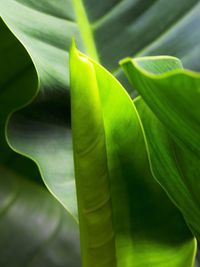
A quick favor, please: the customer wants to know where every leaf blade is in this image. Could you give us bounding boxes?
[70,47,196,267]
[121,55,200,240]
[1,0,200,217]
[0,165,81,267]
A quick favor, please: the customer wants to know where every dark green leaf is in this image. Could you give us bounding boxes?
[0,165,80,267]
[1,1,200,216]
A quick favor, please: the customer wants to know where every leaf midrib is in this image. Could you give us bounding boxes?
[72,0,99,62]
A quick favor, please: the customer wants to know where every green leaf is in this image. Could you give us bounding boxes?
[121,56,200,238]
[0,18,44,185]
[70,45,196,267]
[120,56,200,156]
[1,1,200,218]
[0,22,80,262]
[2,1,200,85]
[0,18,77,218]
[0,18,38,161]
[0,165,81,267]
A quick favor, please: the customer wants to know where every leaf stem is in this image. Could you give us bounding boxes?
[72,0,99,61]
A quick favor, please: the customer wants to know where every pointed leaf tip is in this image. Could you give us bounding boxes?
[69,39,90,65]
[69,38,78,57]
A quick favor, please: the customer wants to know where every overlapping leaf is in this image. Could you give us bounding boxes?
[0,18,77,217]
[1,1,200,217]
[1,2,200,265]
[0,18,44,184]
[121,56,200,239]
[70,45,196,267]
[0,20,81,265]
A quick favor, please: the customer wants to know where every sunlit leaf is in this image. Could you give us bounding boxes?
[121,56,200,240]
[70,45,196,267]
[1,1,200,216]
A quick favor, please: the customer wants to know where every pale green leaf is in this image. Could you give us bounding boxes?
[121,55,200,239]
[70,45,196,267]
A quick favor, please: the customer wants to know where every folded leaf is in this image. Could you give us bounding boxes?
[2,1,200,219]
[121,56,200,156]
[0,19,77,217]
[0,22,80,263]
[0,18,38,163]
[121,56,200,239]
[70,45,196,267]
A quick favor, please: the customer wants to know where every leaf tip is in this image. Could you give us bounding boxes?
[70,38,77,55]
[119,57,133,78]
[119,57,132,67]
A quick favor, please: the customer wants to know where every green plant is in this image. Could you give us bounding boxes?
[1,1,200,266]
[69,43,199,267]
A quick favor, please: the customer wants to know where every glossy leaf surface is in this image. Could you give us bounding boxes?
[121,56,200,239]
[1,1,200,217]
[0,23,80,259]
[0,166,80,267]
[0,18,77,218]
[70,45,196,267]
[1,2,200,265]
